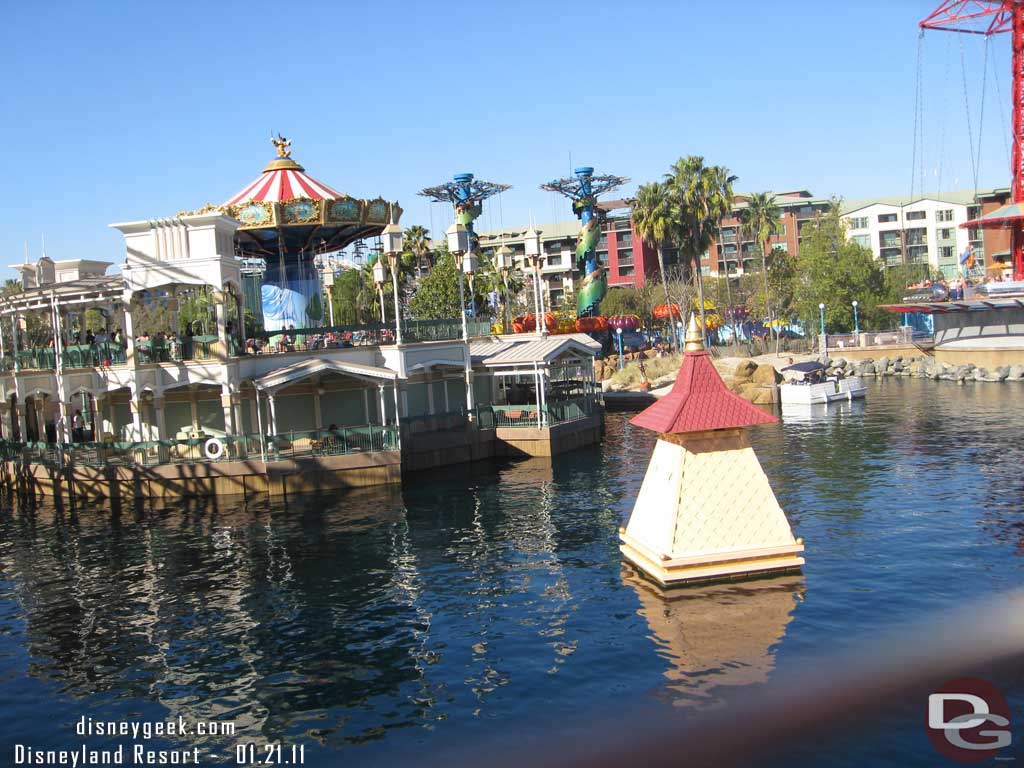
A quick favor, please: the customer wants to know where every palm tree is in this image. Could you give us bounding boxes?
[631,181,678,350]
[665,156,736,336]
[404,225,432,277]
[740,192,782,352]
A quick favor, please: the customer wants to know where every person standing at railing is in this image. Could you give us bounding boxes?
[72,409,84,443]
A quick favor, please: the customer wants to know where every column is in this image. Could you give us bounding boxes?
[152,395,168,462]
[129,398,143,443]
[236,292,246,353]
[123,302,137,367]
[220,386,235,438]
[464,345,475,413]
[267,394,278,435]
[233,394,247,458]
[214,290,229,360]
[426,371,435,415]
[312,380,323,431]
[189,388,199,432]
[378,385,387,427]
[16,404,26,443]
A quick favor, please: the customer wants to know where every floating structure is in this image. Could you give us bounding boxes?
[620,315,804,586]
[0,142,604,501]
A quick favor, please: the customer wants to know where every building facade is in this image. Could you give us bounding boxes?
[840,193,976,277]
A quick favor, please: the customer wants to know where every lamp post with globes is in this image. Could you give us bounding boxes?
[616,327,624,369]
[381,222,404,345]
[372,257,387,325]
[852,300,860,334]
[446,222,471,342]
[496,245,513,333]
[524,227,547,336]
[462,249,479,325]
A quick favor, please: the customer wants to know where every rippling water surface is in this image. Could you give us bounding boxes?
[1,378,1022,766]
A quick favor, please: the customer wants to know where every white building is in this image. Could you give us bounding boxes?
[840,192,976,278]
[472,221,579,309]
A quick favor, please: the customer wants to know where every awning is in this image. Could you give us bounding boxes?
[254,357,397,391]
[880,298,1024,314]
[470,333,601,367]
[961,202,1024,230]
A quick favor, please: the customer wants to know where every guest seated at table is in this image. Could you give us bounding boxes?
[245,337,260,355]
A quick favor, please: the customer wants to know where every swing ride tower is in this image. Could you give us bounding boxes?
[541,167,628,317]
[418,173,511,246]
[921,0,1024,279]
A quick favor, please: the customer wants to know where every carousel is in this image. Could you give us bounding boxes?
[214,135,400,330]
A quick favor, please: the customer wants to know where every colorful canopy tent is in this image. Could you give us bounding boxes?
[199,137,401,330]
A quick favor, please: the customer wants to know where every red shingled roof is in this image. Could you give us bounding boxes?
[630,350,778,434]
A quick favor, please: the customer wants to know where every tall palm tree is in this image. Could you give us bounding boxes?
[631,181,678,350]
[740,192,781,351]
[403,224,432,277]
[665,156,736,336]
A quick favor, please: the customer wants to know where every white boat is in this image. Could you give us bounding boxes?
[778,362,866,406]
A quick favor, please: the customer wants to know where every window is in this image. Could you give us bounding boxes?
[598,234,608,249]
[906,210,926,220]
[772,241,789,253]
[597,251,609,267]
[905,227,927,246]
[852,234,871,248]
[938,228,954,240]
[849,216,869,230]
[936,209,954,222]
[719,243,738,256]
[617,248,634,266]
[618,231,633,246]
[615,220,631,231]
[547,254,562,266]
[618,265,634,277]
[549,289,563,305]
[939,246,955,259]
[879,230,902,249]
[878,213,898,223]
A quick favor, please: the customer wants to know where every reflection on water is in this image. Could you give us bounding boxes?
[1,379,1023,766]
[624,568,804,707]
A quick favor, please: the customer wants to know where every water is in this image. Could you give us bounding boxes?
[1,377,1022,766]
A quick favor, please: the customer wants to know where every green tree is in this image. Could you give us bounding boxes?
[631,181,678,348]
[740,192,781,350]
[404,224,432,276]
[598,286,645,318]
[408,249,464,320]
[793,202,888,334]
[665,156,736,334]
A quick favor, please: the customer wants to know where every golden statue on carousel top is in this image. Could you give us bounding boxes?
[271,133,292,158]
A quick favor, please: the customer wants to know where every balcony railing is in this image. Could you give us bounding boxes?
[489,395,597,428]
[0,425,400,468]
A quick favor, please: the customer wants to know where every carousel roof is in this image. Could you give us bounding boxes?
[224,157,343,206]
[211,136,399,257]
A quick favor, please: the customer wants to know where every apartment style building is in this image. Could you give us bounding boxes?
[840,192,986,278]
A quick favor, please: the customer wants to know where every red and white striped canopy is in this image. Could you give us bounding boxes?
[224,158,343,206]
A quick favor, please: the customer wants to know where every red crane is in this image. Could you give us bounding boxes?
[921,0,1024,279]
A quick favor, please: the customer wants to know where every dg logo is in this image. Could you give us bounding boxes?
[926,677,1012,763]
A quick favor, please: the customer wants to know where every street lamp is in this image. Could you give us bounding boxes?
[462,250,479,327]
[382,222,404,345]
[676,320,684,349]
[322,267,335,327]
[446,222,471,341]
[616,327,624,369]
[524,227,546,336]
[496,244,513,333]
[372,257,387,325]
[819,302,826,336]
[852,300,860,334]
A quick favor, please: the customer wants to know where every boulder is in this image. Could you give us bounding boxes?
[752,364,783,385]
[877,356,890,371]
[1007,365,1024,380]
[860,362,875,375]
[832,357,847,369]
[751,387,777,405]
[736,382,762,401]
[733,360,758,380]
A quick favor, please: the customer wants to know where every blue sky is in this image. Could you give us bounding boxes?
[0,0,1012,277]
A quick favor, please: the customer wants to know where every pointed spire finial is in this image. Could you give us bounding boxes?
[684,312,704,352]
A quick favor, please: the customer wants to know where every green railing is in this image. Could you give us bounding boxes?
[0,425,399,468]
[254,318,495,352]
[489,396,597,428]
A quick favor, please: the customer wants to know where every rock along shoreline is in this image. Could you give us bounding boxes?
[819,354,1024,383]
